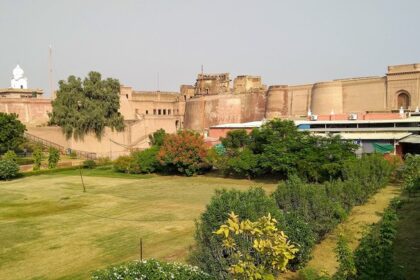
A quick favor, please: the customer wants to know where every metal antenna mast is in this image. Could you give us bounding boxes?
[48,45,54,98]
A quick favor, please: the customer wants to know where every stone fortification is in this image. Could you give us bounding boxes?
[2,63,420,156]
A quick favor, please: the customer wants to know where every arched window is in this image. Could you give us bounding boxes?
[397,92,410,109]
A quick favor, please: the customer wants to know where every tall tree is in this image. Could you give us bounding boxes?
[0,113,26,154]
[49,71,125,139]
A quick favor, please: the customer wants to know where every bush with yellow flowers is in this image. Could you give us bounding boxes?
[214,212,298,280]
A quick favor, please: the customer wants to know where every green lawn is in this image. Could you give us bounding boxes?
[0,170,276,280]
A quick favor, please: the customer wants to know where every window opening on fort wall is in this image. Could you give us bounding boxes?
[168,109,171,115]
[146,110,148,115]
[163,109,166,115]
[153,109,156,115]
[397,92,410,109]
[158,109,161,115]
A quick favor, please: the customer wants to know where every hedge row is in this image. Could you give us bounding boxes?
[189,154,393,278]
[353,199,401,280]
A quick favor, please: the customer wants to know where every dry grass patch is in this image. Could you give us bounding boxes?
[0,173,276,280]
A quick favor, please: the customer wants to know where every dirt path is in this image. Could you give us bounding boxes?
[284,185,401,279]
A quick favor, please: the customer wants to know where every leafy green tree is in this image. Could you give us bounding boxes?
[224,148,260,179]
[0,113,26,154]
[221,129,251,151]
[148,129,166,147]
[48,147,60,169]
[49,71,124,139]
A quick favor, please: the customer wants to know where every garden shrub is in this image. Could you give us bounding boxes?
[48,147,60,169]
[157,130,210,176]
[273,175,347,241]
[2,150,17,162]
[354,199,400,280]
[342,154,392,203]
[32,148,43,171]
[283,212,316,269]
[96,156,111,166]
[83,159,97,169]
[189,187,284,279]
[213,212,298,279]
[113,155,137,173]
[0,159,20,180]
[132,146,160,173]
[400,154,420,196]
[92,259,214,280]
[334,235,356,280]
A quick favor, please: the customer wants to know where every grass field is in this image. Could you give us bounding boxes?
[0,169,276,280]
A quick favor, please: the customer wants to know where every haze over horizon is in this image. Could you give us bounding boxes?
[1,0,419,97]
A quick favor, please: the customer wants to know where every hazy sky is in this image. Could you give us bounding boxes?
[1,0,419,96]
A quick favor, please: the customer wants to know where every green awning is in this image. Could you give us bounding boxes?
[373,143,394,154]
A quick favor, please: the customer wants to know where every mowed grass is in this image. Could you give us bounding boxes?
[393,193,420,279]
[0,170,277,280]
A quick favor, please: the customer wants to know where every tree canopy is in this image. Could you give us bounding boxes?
[217,119,357,182]
[49,71,125,139]
[0,113,26,154]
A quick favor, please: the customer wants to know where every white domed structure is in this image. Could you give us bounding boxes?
[11,64,28,89]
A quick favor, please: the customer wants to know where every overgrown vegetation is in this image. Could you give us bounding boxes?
[49,71,125,139]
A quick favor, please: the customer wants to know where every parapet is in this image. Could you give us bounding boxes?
[388,63,420,74]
